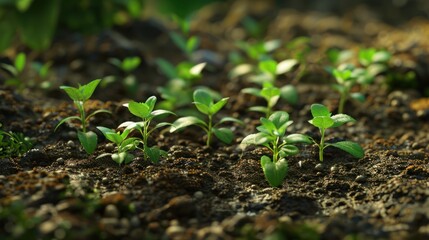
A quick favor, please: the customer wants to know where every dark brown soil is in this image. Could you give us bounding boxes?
[1,2,429,240]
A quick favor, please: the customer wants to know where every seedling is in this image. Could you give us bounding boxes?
[156,59,206,111]
[241,111,311,187]
[1,52,26,92]
[120,96,174,163]
[55,79,111,154]
[331,64,366,114]
[169,15,200,58]
[0,122,33,158]
[308,104,364,162]
[170,89,242,147]
[108,56,142,96]
[31,61,53,89]
[96,127,139,166]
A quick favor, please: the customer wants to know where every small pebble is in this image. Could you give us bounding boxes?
[194,191,204,199]
[104,204,120,218]
[66,140,75,148]
[330,165,338,172]
[315,163,324,171]
[355,175,366,183]
[105,143,115,152]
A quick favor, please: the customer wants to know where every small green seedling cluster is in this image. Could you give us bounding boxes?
[0,122,33,158]
[326,48,391,113]
[156,59,206,111]
[171,89,242,146]
[1,53,26,92]
[241,111,311,187]
[241,103,364,187]
[241,59,299,117]
[119,96,174,163]
[308,104,364,162]
[55,79,111,154]
[170,15,200,58]
[108,56,142,96]
[96,127,139,166]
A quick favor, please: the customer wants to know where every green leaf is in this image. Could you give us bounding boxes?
[170,116,207,133]
[145,146,166,164]
[151,109,175,118]
[248,106,269,114]
[169,32,187,53]
[331,114,356,127]
[128,101,150,119]
[209,97,228,115]
[190,62,206,75]
[155,58,177,79]
[60,86,80,101]
[54,116,81,131]
[193,89,212,106]
[194,102,211,115]
[77,131,97,154]
[284,133,312,144]
[259,59,277,75]
[121,56,141,72]
[229,63,253,79]
[240,133,270,148]
[310,104,331,117]
[328,141,364,158]
[213,127,233,144]
[14,52,26,73]
[112,152,134,165]
[279,144,299,157]
[309,116,334,129]
[276,59,298,75]
[261,156,288,187]
[186,36,200,54]
[0,11,16,52]
[80,79,101,101]
[96,126,121,145]
[217,117,243,125]
[17,0,59,50]
[145,96,157,112]
[280,85,299,105]
[242,87,262,97]
[86,109,111,122]
[269,111,289,129]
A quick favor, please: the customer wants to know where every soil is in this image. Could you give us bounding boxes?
[1,1,429,240]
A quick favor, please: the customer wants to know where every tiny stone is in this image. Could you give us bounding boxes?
[105,143,115,152]
[315,163,324,171]
[194,191,204,199]
[68,131,77,139]
[104,204,120,218]
[56,158,64,164]
[166,225,185,237]
[355,175,366,183]
[66,140,75,148]
[330,165,338,172]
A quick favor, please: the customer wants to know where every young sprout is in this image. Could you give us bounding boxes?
[1,52,26,92]
[169,15,200,58]
[170,89,243,147]
[241,111,311,187]
[120,96,175,163]
[308,104,364,162]
[0,122,33,158]
[55,79,111,154]
[156,59,206,111]
[109,56,142,96]
[96,127,139,166]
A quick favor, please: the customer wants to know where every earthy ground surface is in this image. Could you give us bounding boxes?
[1,1,429,239]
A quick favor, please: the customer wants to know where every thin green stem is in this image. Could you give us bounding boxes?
[319,128,326,162]
[77,101,87,132]
[272,137,280,163]
[206,115,213,147]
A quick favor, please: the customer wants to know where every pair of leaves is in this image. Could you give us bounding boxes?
[169,32,200,55]
[77,131,97,154]
[109,56,141,73]
[309,104,356,129]
[261,156,288,187]
[60,79,101,102]
[126,96,175,120]
[193,89,228,116]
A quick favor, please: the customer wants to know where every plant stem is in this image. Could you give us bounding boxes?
[338,93,346,114]
[77,101,87,132]
[319,128,326,162]
[206,115,212,147]
[272,137,280,163]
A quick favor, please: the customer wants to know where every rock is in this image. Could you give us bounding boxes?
[104,204,120,218]
[355,175,366,183]
[315,163,324,171]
